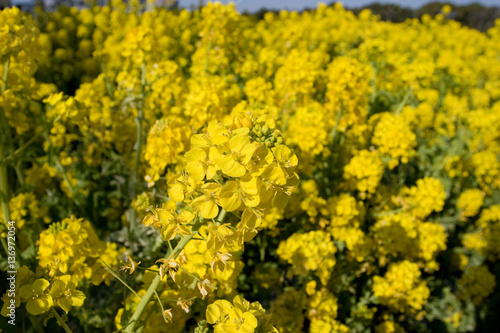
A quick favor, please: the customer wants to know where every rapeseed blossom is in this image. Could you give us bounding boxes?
[1,2,500,332]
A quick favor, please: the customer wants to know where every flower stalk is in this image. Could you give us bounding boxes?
[128,62,146,238]
[0,58,12,255]
[50,308,73,333]
[123,216,205,333]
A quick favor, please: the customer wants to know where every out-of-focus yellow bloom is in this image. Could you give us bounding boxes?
[458,266,496,305]
[373,260,430,313]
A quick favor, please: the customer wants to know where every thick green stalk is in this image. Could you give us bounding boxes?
[123,218,204,333]
[0,143,11,225]
[50,308,73,333]
[0,59,12,255]
[2,58,9,93]
[0,143,10,255]
[14,164,24,186]
[128,63,146,237]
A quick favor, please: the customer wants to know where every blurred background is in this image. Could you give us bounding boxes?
[1,0,500,32]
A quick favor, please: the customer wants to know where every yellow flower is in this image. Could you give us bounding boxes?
[277,230,336,285]
[344,149,384,198]
[19,279,53,315]
[49,275,86,313]
[457,189,484,219]
[459,266,496,305]
[185,146,220,181]
[216,134,256,178]
[219,175,260,212]
[167,173,201,203]
[192,183,221,219]
[143,208,195,241]
[372,260,430,313]
[191,122,229,148]
[206,295,270,333]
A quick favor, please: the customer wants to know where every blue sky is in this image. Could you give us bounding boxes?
[178,0,500,12]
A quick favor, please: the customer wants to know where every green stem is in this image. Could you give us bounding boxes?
[153,290,167,321]
[370,64,377,105]
[160,296,198,302]
[0,146,10,224]
[101,63,115,98]
[42,133,78,202]
[217,209,227,224]
[14,164,24,186]
[290,279,306,333]
[329,106,343,144]
[50,308,73,333]
[0,130,43,164]
[28,315,44,333]
[102,261,141,298]
[0,58,12,256]
[179,266,200,281]
[137,267,161,273]
[194,233,207,241]
[204,40,213,74]
[123,218,203,333]
[128,63,146,237]
[394,88,412,115]
[0,157,10,255]
[55,157,76,199]
[2,58,9,93]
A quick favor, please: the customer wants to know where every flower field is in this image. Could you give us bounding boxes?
[1,1,500,332]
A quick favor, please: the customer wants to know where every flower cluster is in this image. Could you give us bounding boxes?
[2,1,500,332]
[0,216,123,318]
[277,230,337,285]
[206,295,276,333]
[458,266,496,305]
[37,216,124,285]
[372,261,430,313]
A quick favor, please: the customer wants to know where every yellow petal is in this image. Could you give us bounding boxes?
[220,181,242,212]
[229,134,250,152]
[206,304,222,324]
[265,165,287,186]
[178,211,195,224]
[26,295,53,315]
[142,214,155,227]
[168,183,185,202]
[70,290,86,307]
[240,175,260,207]
[19,285,33,300]
[208,122,229,145]
[217,155,246,178]
[239,312,258,333]
[160,224,177,241]
[33,279,51,293]
[186,161,206,181]
[58,297,71,313]
[272,145,298,170]
[272,190,290,210]
[185,147,207,162]
[241,208,261,229]
[240,143,257,164]
[232,295,248,311]
[191,133,208,148]
[201,182,222,195]
[247,144,273,176]
[193,197,219,219]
